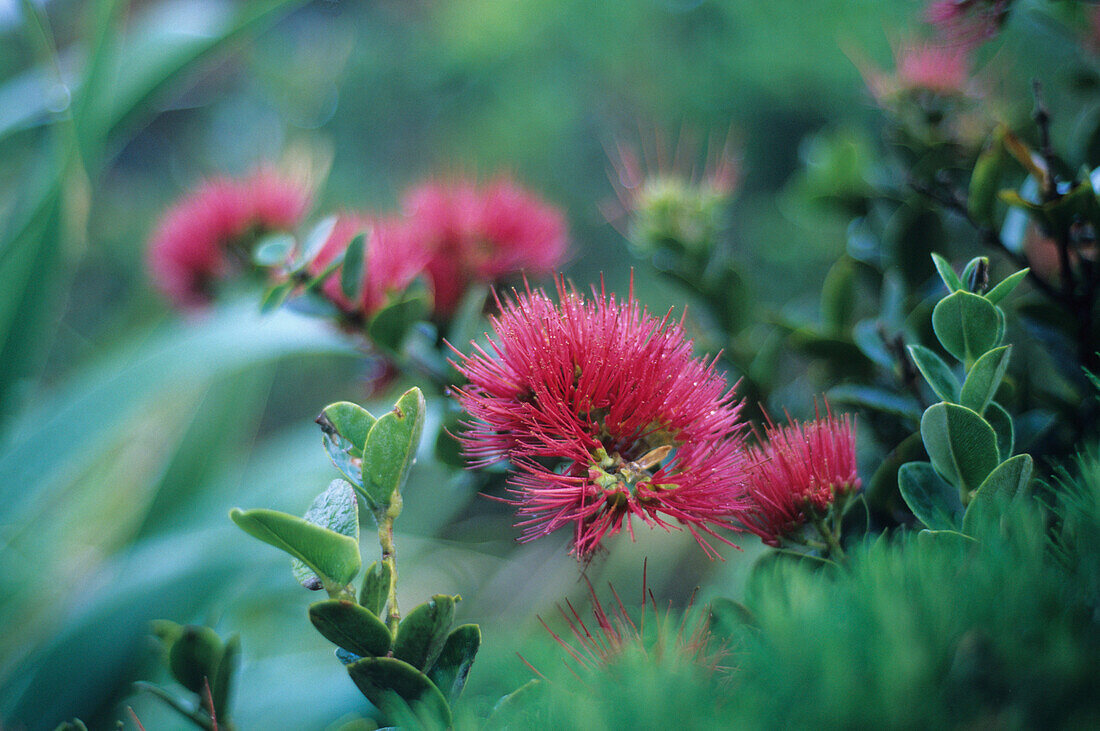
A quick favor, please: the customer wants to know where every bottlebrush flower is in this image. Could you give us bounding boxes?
[925,0,1011,50]
[450,279,750,558]
[740,409,860,547]
[604,129,740,256]
[401,176,568,316]
[860,41,971,102]
[148,167,311,308]
[306,214,431,319]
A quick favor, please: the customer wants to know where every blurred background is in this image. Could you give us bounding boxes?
[1,0,1089,727]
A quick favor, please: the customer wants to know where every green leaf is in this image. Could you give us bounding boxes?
[974,454,1033,501]
[362,388,427,511]
[427,624,481,706]
[230,507,361,588]
[341,231,368,301]
[959,346,1011,415]
[292,480,360,590]
[960,257,987,291]
[367,280,430,354]
[821,257,856,336]
[826,384,922,422]
[968,137,1006,226]
[392,595,457,672]
[322,434,364,489]
[318,401,377,456]
[931,253,962,292]
[346,656,452,726]
[309,600,392,658]
[898,461,963,530]
[920,403,1000,495]
[359,561,392,617]
[211,633,240,720]
[984,269,1029,305]
[293,215,338,271]
[907,344,961,402]
[252,233,295,267]
[985,401,1015,461]
[260,280,294,314]
[168,625,223,695]
[917,529,977,549]
[932,290,1004,364]
[708,597,756,640]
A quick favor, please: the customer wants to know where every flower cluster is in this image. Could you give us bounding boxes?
[925,0,1012,50]
[403,177,569,315]
[148,167,312,307]
[149,170,568,324]
[740,410,860,547]
[451,280,750,557]
[307,214,431,320]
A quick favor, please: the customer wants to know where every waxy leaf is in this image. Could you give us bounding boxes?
[346,656,452,725]
[322,434,363,489]
[319,402,376,454]
[959,346,1011,415]
[168,625,222,694]
[960,257,987,292]
[920,403,1000,495]
[985,269,1029,305]
[292,480,360,589]
[931,252,963,292]
[230,507,361,587]
[985,402,1014,460]
[821,257,856,335]
[293,215,338,270]
[309,600,392,658]
[211,633,240,719]
[359,561,392,617]
[393,594,457,672]
[907,344,961,402]
[917,529,977,549]
[975,454,1033,500]
[427,624,481,706]
[367,280,430,354]
[932,291,1004,364]
[252,233,295,267]
[341,231,367,301]
[362,388,426,511]
[898,461,963,530]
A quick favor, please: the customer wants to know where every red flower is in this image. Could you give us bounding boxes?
[859,41,971,102]
[307,214,431,319]
[925,0,1011,50]
[451,280,749,558]
[741,409,860,547]
[402,176,568,316]
[148,167,311,308]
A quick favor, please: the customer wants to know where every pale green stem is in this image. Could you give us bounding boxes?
[377,493,403,634]
[811,512,846,563]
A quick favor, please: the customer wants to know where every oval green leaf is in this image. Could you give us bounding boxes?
[393,594,457,672]
[907,344,961,402]
[230,507,361,588]
[959,346,1011,415]
[931,252,962,292]
[362,387,427,512]
[897,461,963,531]
[346,656,452,726]
[292,480,360,589]
[932,290,1003,364]
[975,453,1033,501]
[984,268,1029,305]
[168,625,223,694]
[359,561,392,618]
[318,402,377,454]
[309,600,392,658]
[920,403,1000,495]
[427,624,481,706]
[985,401,1015,461]
[341,231,368,301]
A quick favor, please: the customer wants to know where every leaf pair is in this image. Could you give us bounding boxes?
[320,388,426,515]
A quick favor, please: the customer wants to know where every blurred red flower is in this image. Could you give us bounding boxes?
[451,280,749,557]
[307,214,431,320]
[148,167,311,308]
[741,410,860,547]
[402,176,568,316]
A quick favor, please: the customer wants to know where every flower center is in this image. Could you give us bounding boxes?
[588,445,676,506]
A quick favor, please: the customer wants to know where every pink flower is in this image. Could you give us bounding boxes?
[925,1,1011,50]
[307,214,431,319]
[451,280,750,558]
[860,41,971,101]
[740,409,860,547]
[402,176,568,316]
[148,167,311,308]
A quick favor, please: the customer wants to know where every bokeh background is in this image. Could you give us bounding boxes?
[0,0,1086,727]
